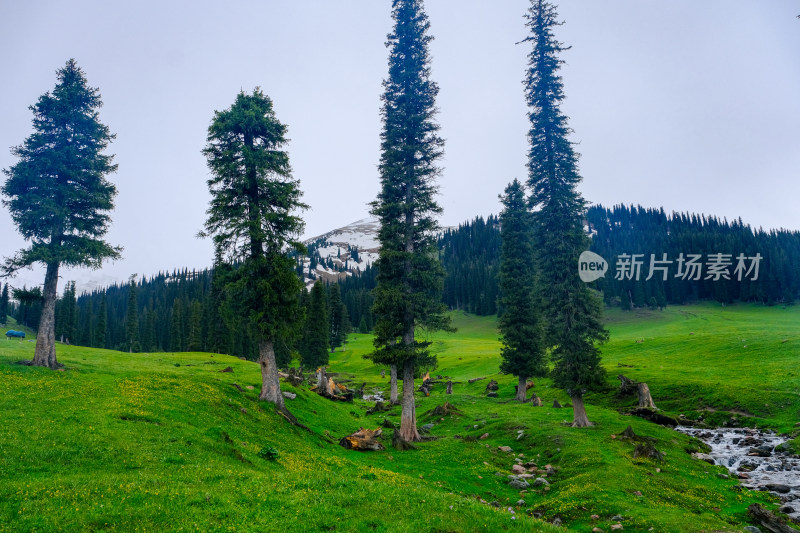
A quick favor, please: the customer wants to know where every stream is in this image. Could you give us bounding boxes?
[676,426,800,520]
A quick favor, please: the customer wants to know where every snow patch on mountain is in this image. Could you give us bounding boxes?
[299,217,381,287]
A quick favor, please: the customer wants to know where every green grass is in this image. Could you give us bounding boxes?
[1,303,797,532]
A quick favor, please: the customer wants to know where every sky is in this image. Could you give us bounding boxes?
[0,1,798,294]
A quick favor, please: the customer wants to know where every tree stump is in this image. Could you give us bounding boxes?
[485,379,499,392]
[392,430,417,451]
[617,374,638,395]
[553,399,562,408]
[366,401,386,415]
[285,367,304,387]
[339,428,385,451]
[426,402,460,417]
[530,394,543,406]
[446,380,453,395]
[637,382,657,409]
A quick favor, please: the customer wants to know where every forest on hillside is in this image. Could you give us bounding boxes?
[7,203,800,361]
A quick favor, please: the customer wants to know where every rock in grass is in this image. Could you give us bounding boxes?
[743,528,761,533]
[508,478,530,489]
[420,423,434,434]
[533,477,549,487]
[282,391,297,400]
[516,499,525,506]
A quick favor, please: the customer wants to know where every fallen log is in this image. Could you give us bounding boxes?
[747,503,799,533]
[468,376,486,384]
[339,428,385,451]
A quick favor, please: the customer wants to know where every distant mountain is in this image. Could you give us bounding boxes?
[300,217,381,287]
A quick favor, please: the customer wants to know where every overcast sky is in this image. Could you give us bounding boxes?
[1,1,798,294]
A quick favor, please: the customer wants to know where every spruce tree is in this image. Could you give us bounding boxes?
[58,281,77,344]
[125,276,140,352]
[328,283,345,352]
[368,0,452,442]
[202,88,306,414]
[0,283,9,325]
[95,293,107,348]
[301,280,329,368]
[187,300,203,351]
[498,179,547,402]
[170,299,184,352]
[1,59,120,368]
[523,0,608,426]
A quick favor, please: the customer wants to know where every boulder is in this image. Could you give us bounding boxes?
[508,478,530,489]
[691,452,715,464]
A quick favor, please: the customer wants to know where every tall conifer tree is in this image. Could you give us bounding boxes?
[302,280,329,368]
[369,0,451,442]
[523,0,608,426]
[125,276,139,352]
[202,89,306,414]
[0,283,9,325]
[95,293,107,348]
[1,59,120,368]
[328,283,345,352]
[498,180,547,401]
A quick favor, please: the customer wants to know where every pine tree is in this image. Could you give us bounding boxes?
[301,280,329,369]
[125,276,140,352]
[95,293,107,348]
[0,283,9,325]
[187,300,203,352]
[498,180,547,402]
[368,0,452,442]
[170,299,184,352]
[202,88,307,414]
[58,281,77,344]
[1,59,120,368]
[328,283,345,352]
[143,307,156,352]
[523,0,608,426]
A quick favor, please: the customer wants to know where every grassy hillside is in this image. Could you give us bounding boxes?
[1,303,797,532]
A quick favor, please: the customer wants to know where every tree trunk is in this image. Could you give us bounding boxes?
[446,380,453,395]
[637,382,657,409]
[515,375,527,402]
[390,364,399,405]
[571,394,593,427]
[398,359,420,442]
[258,339,285,410]
[33,261,59,369]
